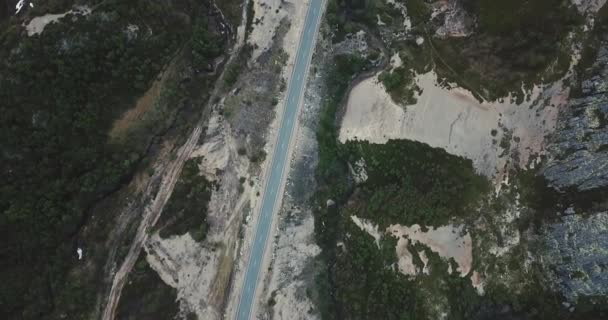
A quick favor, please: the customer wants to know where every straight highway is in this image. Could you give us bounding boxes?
[235,0,325,319]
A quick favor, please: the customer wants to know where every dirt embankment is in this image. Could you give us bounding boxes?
[99,2,248,319]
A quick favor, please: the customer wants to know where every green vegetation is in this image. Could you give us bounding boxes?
[430,0,582,101]
[224,44,253,87]
[379,66,419,105]
[334,226,427,319]
[215,0,244,31]
[313,51,489,319]
[341,140,488,228]
[245,0,255,40]
[326,0,402,41]
[313,53,371,318]
[0,1,230,318]
[115,252,179,320]
[155,157,212,242]
[191,18,223,68]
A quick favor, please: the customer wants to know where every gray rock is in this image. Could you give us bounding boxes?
[540,212,608,302]
[542,39,608,191]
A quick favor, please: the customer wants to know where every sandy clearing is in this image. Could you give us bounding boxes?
[190,113,231,179]
[25,6,91,36]
[102,3,255,318]
[390,53,402,69]
[571,0,607,13]
[145,108,253,319]
[145,233,222,318]
[101,124,203,320]
[350,215,473,277]
[339,71,566,178]
[248,0,309,62]
[471,271,484,295]
[388,223,473,277]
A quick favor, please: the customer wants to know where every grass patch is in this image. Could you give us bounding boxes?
[379,66,419,105]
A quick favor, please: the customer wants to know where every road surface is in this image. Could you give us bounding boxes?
[235,0,325,319]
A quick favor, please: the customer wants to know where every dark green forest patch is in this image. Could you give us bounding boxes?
[115,252,179,320]
[421,0,582,101]
[155,157,212,242]
[0,0,233,318]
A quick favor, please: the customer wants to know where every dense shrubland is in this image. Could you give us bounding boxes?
[0,0,226,318]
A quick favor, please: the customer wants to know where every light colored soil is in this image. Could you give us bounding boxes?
[25,6,91,36]
[102,3,254,318]
[101,124,204,320]
[387,223,473,277]
[145,233,221,318]
[349,215,474,278]
[571,0,607,13]
[248,0,307,62]
[340,71,567,180]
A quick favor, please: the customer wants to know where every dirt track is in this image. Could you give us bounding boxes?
[100,3,251,318]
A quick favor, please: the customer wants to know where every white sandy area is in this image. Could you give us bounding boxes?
[145,233,222,318]
[390,53,403,69]
[571,0,607,13]
[339,71,567,178]
[350,216,474,278]
[25,6,91,36]
[147,110,255,319]
[388,224,473,276]
[190,114,230,180]
[248,0,309,62]
[471,271,485,295]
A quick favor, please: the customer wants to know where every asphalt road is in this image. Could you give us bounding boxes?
[235,0,325,319]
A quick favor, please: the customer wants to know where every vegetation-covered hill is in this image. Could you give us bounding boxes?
[0,0,225,318]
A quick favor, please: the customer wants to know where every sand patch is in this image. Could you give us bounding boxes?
[25,6,91,36]
[471,271,485,295]
[351,216,474,277]
[145,233,222,318]
[571,0,607,13]
[340,71,566,178]
[387,224,473,277]
[248,0,308,62]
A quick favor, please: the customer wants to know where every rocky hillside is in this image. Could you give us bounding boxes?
[543,38,608,191]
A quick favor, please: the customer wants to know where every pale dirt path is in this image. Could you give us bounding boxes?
[100,2,252,318]
[101,125,202,320]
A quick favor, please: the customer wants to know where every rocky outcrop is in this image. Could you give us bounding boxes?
[541,211,608,302]
[542,40,608,191]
